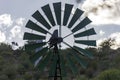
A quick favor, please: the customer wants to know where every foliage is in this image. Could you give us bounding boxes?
[94,69,120,80]
[0,38,120,80]
[99,38,115,49]
[0,75,9,80]
[76,75,89,80]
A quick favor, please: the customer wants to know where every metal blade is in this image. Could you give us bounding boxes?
[42,4,56,26]
[63,41,93,59]
[25,42,46,51]
[63,41,84,56]
[30,47,48,63]
[74,28,96,38]
[63,4,73,26]
[23,32,46,40]
[26,20,48,34]
[68,8,83,28]
[74,46,94,59]
[72,17,92,33]
[70,51,87,69]
[49,54,58,77]
[75,40,96,46]
[32,10,51,30]
[66,53,78,75]
[53,2,61,25]
[63,42,87,69]
[37,51,53,71]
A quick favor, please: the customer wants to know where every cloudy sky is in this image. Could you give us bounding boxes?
[0,0,120,49]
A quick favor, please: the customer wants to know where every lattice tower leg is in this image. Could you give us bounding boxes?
[49,44,62,80]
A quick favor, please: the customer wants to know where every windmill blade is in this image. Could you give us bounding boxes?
[23,32,46,40]
[32,10,51,30]
[49,54,58,77]
[25,42,46,51]
[37,50,53,71]
[30,47,48,63]
[66,53,78,75]
[74,28,96,38]
[60,54,66,76]
[26,20,48,34]
[63,42,87,68]
[75,40,96,46]
[53,2,61,25]
[68,8,83,28]
[63,4,73,26]
[72,17,92,33]
[70,52,87,69]
[63,41,93,59]
[41,4,56,26]
[74,46,94,59]
[63,41,83,55]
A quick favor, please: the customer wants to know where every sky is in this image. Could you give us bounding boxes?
[0,0,120,50]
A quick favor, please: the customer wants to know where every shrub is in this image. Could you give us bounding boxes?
[76,75,88,80]
[0,56,4,70]
[23,72,33,80]
[2,63,17,79]
[0,75,9,80]
[17,64,26,75]
[15,77,25,80]
[94,69,120,80]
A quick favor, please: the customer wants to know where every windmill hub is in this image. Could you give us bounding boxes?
[48,30,63,48]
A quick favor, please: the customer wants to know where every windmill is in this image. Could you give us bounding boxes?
[23,2,96,80]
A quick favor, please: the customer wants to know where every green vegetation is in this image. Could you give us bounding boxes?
[0,38,120,80]
[94,69,120,80]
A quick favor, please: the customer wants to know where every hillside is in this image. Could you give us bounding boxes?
[0,41,120,80]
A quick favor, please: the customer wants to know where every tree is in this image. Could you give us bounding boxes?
[99,38,115,50]
[94,69,120,80]
[97,38,115,59]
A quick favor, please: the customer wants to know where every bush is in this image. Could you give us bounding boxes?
[15,78,25,80]
[76,75,88,80]
[17,64,26,75]
[23,72,33,80]
[94,69,120,80]
[2,63,17,79]
[0,56,4,70]
[0,75,9,80]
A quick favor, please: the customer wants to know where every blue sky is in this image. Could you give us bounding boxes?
[0,0,120,49]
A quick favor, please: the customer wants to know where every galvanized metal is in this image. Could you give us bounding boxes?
[26,20,48,34]
[32,10,51,29]
[63,4,73,26]
[53,2,61,25]
[42,4,56,26]
[68,8,83,28]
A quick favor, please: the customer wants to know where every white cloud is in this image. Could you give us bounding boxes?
[16,18,25,26]
[0,14,13,27]
[81,0,120,25]
[97,38,107,47]
[99,30,105,36]
[97,32,120,49]
[0,13,25,49]
[10,25,21,38]
[109,32,120,49]
[11,45,19,50]
[76,0,83,3]
[0,30,6,42]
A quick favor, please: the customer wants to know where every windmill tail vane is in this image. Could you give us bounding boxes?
[23,2,96,80]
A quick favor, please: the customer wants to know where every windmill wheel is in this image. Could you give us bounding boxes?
[23,2,96,79]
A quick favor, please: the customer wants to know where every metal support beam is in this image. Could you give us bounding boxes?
[49,44,62,80]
